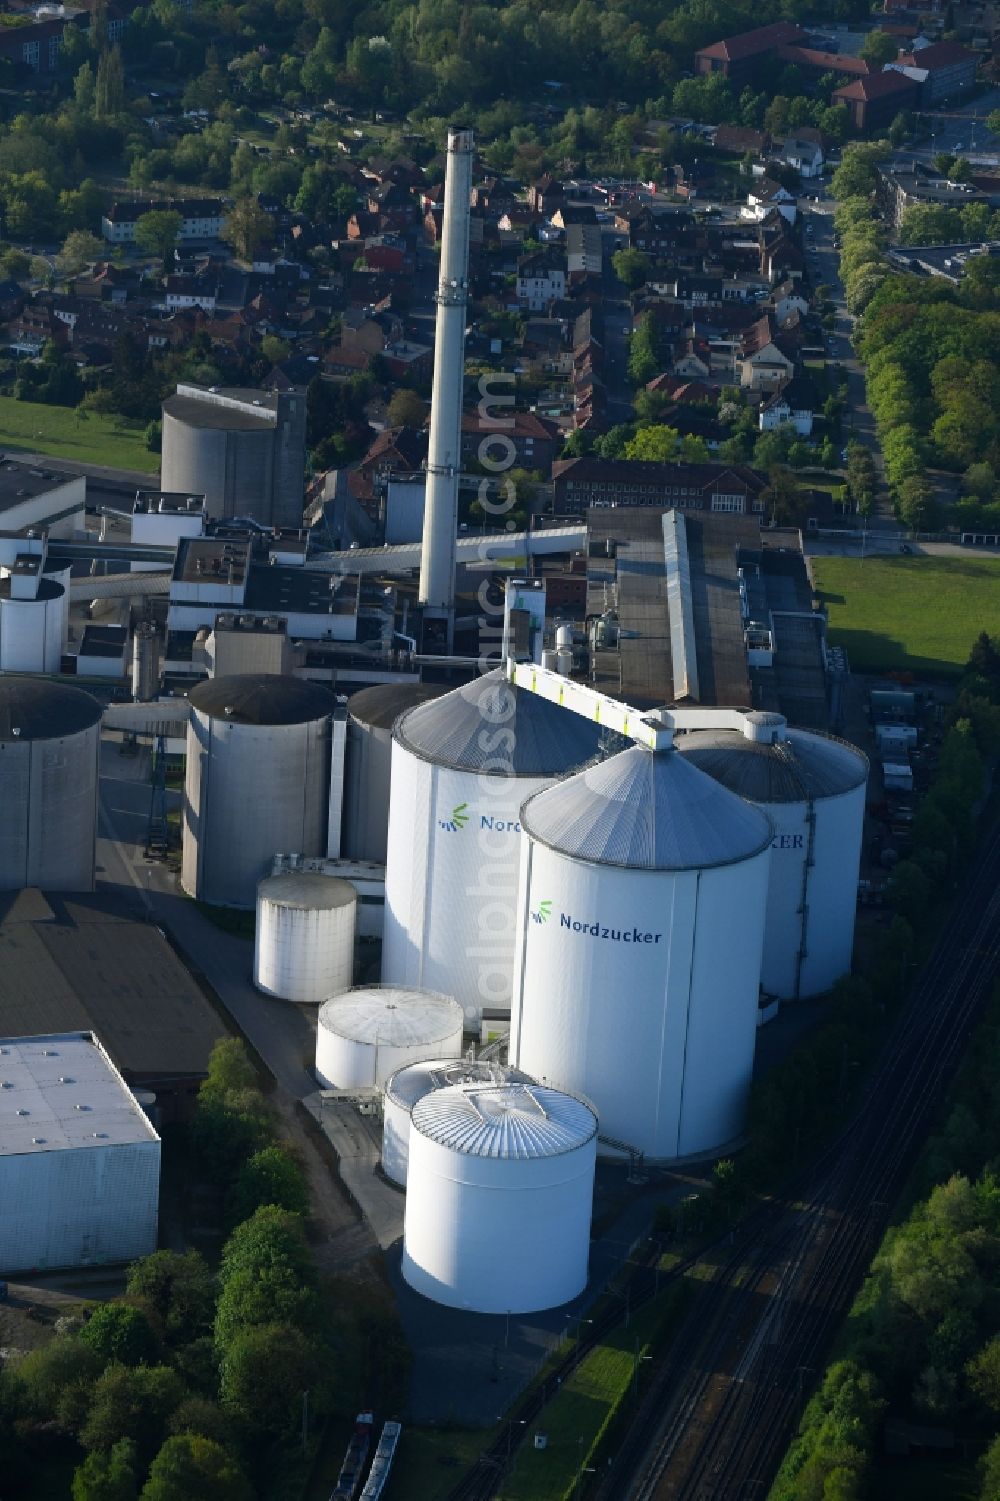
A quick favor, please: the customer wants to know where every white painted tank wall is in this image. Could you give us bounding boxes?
[382,743,551,1023]
[510,839,771,1161]
[0,587,64,673]
[254,878,356,1003]
[402,1084,596,1313]
[315,989,464,1090]
[0,724,101,891]
[382,1059,533,1186]
[182,711,331,909]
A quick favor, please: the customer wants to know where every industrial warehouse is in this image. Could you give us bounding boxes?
[0,119,948,1499]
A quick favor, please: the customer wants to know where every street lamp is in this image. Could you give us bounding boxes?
[632,1336,652,1396]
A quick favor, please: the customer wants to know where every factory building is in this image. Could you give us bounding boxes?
[511,741,773,1162]
[182,674,336,909]
[381,669,610,1025]
[131,492,206,572]
[160,384,306,530]
[0,1031,160,1274]
[0,680,102,892]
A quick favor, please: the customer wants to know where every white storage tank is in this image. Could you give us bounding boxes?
[0,679,102,891]
[382,1058,533,1186]
[254,871,356,1004]
[382,670,607,1025]
[0,578,65,674]
[315,985,464,1090]
[511,745,773,1162]
[182,674,334,909]
[342,684,447,865]
[677,717,868,1000]
[402,1081,597,1313]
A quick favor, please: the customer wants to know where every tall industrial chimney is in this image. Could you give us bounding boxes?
[418,125,474,638]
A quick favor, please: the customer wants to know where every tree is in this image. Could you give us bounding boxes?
[56,229,103,278]
[72,1440,138,1501]
[94,47,125,119]
[860,30,899,66]
[223,198,274,262]
[895,474,939,531]
[761,465,808,527]
[678,433,710,464]
[125,1251,216,1348]
[227,1146,309,1226]
[611,247,651,291]
[81,1365,187,1462]
[16,1336,101,1432]
[81,1305,158,1367]
[219,1323,319,1437]
[624,425,679,462]
[386,389,428,429]
[134,210,182,273]
[260,335,291,366]
[219,1205,313,1288]
[74,60,96,114]
[202,1039,259,1101]
[140,1435,251,1501]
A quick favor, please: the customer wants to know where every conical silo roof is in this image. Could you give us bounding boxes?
[394,669,606,777]
[520,745,773,870]
[677,728,868,803]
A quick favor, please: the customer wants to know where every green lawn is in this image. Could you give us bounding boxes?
[0,395,159,473]
[812,554,1000,676]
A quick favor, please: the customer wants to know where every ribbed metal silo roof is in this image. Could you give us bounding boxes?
[677,728,868,803]
[0,680,102,741]
[394,668,605,776]
[346,683,447,730]
[410,1082,596,1158]
[385,1058,532,1112]
[318,986,463,1045]
[520,745,773,871]
[189,674,334,726]
[257,871,356,911]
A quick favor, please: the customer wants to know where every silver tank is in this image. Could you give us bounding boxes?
[182,674,334,909]
[0,680,102,891]
[343,684,447,864]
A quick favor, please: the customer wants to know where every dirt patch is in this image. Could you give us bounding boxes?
[272,1090,377,1273]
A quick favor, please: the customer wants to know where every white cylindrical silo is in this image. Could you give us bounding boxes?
[402,1081,597,1313]
[0,679,102,890]
[382,669,607,1025]
[182,674,334,909]
[254,871,356,1003]
[342,684,447,865]
[0,579,65,673]
[510,745,773,1163]
[677,720,868,1000]
[382,1057,534,1186]
[315,985,464,1090]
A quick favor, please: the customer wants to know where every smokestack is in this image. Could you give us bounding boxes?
[419,125,474,632]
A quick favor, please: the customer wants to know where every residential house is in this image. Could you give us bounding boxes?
[527,176,565,215]
[713,126,772,155]
[552,203,598,230]
[341,307,403,355]
[758,374,817,435]
[164,273,218,312]
[552,457,768,514]
[101,198,223,244]
[349,425,428,514]
[674,340,713,379]
[694,21,807,86]
[832,72,919,132]
[781,136,824,179]
[773,281,810,324]
[744,179,797,225]
[383,339,432,383]
[566,224,603,276]
[460,410,562,475]
[8,300,64,355]
[516,250,567,311]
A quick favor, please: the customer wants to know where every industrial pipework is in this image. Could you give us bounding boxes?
[504,659,788,749]
[418,125,474,635]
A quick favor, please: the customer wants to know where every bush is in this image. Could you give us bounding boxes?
[80,1304,158,1367]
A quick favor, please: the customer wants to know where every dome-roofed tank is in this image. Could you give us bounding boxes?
[510,745,773,1162]
[343,683,447,864]
[315,985,464,1089]
[677,720,868,1000]
[402,1081,597,1312]
[254,871,356,1003]
[382,670,610,1025]
[182,674,334,909]
[0,679,102,891]
[382,1057,534,1186]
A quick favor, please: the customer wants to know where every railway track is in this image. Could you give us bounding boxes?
[445,823,1000,1501]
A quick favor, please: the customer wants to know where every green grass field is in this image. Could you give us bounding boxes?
[812,554,1000,676]
[0,395,159,473]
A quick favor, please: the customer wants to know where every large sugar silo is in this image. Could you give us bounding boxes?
[677,717,868,999]
[342,684,447,865]
[0,679,102,891]
[182,674,334,909]
[510,745,773,1162]
[382,670,607,1024]
[402,1081,597,1313]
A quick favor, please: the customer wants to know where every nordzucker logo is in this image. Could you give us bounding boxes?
[533,906,663,945]
[439,802,470,832]
[531,899,552,924]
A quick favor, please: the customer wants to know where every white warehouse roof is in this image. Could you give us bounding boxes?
[318,987,463,1046]
[520,745,773,871]
[0,1032,159,1156]
[410,1082,597,1159]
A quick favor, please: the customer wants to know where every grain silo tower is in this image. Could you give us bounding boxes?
[382,1057,534,1186]
[254,871,356,1003]
[0,679,102,891]
[314,985,464,1090]
[402,1082,597,1312]
[182,674,334,909]
[342,684,447,864]
[510,745,773,1162]
[677,716,868,1000]
[382,669,607,1025]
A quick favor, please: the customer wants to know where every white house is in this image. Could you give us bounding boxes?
[516,251,567,311]
[781,137,824,179]
[759,375,816,435]
[743,180,797,225]
[773,282,810,325]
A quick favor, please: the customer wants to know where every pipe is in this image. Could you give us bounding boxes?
[418,125,474,624]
